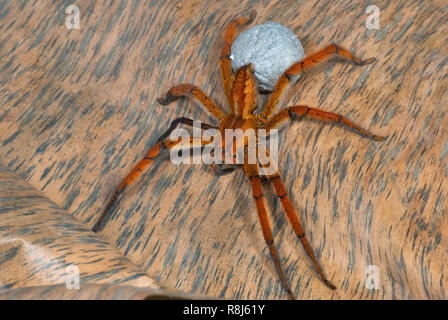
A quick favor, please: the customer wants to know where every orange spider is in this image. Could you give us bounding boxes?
[93,11,385,299]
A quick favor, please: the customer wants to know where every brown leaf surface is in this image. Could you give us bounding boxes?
[0,0,447,299]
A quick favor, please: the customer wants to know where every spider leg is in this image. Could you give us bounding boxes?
[211,163,236,176]
[92,118,215,232]
[244,163,295,300]
[268,173,337,291]
[254,145,335,291]
[157,84,226,120]
[265,105,386,141]
[261,44,376,120]
[206,146,237,176]
[220,11,257,113]
[156,117,216,142]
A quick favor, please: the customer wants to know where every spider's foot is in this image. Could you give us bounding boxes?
[216,168,236,176]
[92,221,104,233]
[372,134,387,141]
[212,164,236,176]
[358,57,376,65]
[245,10,257,24]
[157,93,179,105]
[236,10,257,26]
[324,279,337,290]
[287,289,296,300]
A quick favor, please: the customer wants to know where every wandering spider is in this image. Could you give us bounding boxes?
[93,11,385,299]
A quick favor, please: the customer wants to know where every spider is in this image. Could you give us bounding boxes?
[92,11,386,300]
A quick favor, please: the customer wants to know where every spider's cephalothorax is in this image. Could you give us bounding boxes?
[93,11,386,300]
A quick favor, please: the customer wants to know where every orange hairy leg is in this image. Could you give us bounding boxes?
[261,44,376,119]
[157,84,225,120]
[92,118,215,232]
[269,174,336,290]
[244,163,295,300]
[220,11,257,113]
[265,105,386,141]
[256,145,335,292]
